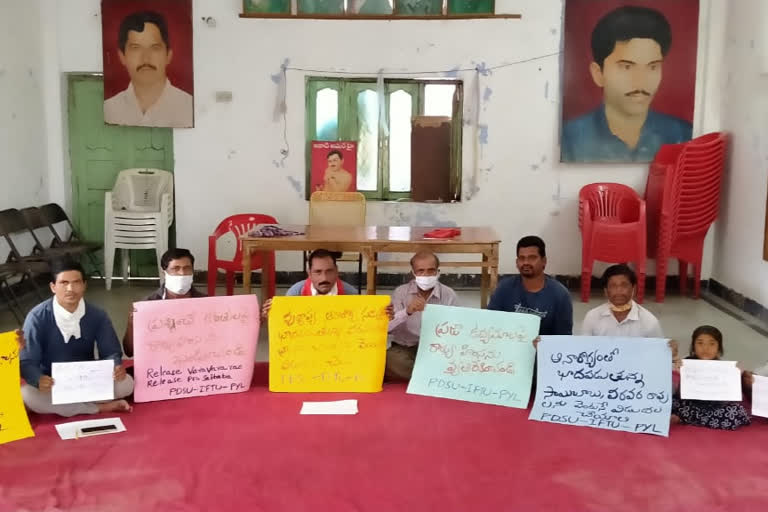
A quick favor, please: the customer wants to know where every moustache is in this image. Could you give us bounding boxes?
[136,64,157,71]
[318,281,332,287]
[625,90,651,97]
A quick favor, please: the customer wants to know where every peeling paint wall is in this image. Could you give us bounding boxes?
[42,0,727,275]
[0,1,47,210]
[711,0,768,305]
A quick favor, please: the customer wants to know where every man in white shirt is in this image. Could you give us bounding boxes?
[104,11,193,128]
[386,251,458,381]
[581,264,663,337]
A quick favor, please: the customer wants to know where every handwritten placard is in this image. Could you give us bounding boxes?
[680,359,741,401]
[752,375,768,418]
[0,331,34,445]
[268,295,389,392]
[529,336,672,437]
[133,295,260,402]
[51,360,115,405]
[407,305,540,408]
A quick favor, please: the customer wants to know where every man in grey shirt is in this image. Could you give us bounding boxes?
[386,251,458,381]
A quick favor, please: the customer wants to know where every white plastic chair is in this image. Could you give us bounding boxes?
[104,168,174,290]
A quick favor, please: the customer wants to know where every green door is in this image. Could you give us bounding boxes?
[68,75,174,277]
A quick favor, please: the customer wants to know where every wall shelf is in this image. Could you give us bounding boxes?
[239,13,520,20]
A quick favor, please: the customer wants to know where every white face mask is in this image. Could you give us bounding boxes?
[165,272,193,295]
[414,275,438,291]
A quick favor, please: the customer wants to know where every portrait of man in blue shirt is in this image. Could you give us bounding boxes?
[561,5,692,163]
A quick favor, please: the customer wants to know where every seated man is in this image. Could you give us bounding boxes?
[19,259,132,417]
[488,236,573,336]
[581,264,663,337]
[123,248,205,357]
[262,249,357,317]
[386,251,458,381]
[261,248,392,320]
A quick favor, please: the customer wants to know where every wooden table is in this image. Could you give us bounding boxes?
[242,225,500,307]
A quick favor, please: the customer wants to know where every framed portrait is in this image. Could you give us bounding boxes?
[348,0,393,15]
[298,0,344,14]
[448,0,494,14]
[101,0,194,128]
[243,0,290,14]
[310,141,358,194]
[561,0,699,163]
[395,0,443,16]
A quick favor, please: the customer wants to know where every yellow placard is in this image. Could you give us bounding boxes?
[269,295,390,392]
[0,331,34,445]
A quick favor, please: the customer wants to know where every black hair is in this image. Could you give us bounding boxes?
[118,11,171,53]
[50,258,86,283]
[327,150,343,160]
[410,251,440,269]
[602,264,637,288]
[308,249,341,269]
[161,248,195,270]
[517,236,546,258]
[591,6,671,68]
[689,325,724,358]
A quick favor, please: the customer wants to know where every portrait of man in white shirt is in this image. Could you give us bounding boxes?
[103,10,194,128]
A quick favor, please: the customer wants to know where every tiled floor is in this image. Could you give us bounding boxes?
[3,279,768,369]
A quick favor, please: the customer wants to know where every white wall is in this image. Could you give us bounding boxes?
[711,0,768,305]
[0,0,48,209]
[43,0,726,276]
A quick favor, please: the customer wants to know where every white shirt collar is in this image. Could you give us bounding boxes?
[127,79,171,115]
[52,298,86,343]
[311,282,339,296]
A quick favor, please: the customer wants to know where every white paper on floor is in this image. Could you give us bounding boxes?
[55,417,126,440]
[300,399,358,415]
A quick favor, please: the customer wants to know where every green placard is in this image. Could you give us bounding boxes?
[448,0,493,14]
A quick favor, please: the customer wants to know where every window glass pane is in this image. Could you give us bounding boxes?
[424,84,455,116]
[389,90,412,192]
[315,88,338,140]
[298,0,344,14]
[356,90,379,191]
[349,0,393,14]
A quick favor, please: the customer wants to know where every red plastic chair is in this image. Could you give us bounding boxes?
[646,132,728,302]
[579,183,647,303]
[208,214,277,297]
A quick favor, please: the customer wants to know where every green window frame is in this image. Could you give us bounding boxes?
[306,77,463,201]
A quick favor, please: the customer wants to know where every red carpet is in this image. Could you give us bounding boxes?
[2,363,768,511]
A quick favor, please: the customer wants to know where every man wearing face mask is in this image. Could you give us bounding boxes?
[385,251,458,381]
[122,248,205,357]
[581,264,663,337]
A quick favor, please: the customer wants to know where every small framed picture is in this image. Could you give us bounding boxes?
[448,0,494,14]
[395,0,443,16]
[243,0,290,14]
[348,0,394,15]
[298,0,345,14]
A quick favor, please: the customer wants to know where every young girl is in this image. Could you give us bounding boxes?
[671,325,751,430]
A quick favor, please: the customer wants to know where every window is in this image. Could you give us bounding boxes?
[306,77,463,201]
